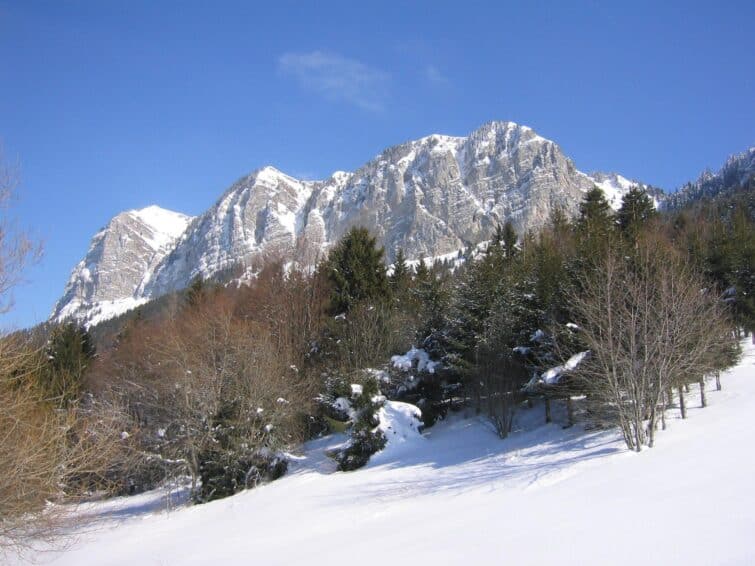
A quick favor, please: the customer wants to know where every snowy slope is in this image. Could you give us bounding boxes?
[16,341,755,565]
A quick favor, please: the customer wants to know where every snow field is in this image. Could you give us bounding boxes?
[15,341,755,565]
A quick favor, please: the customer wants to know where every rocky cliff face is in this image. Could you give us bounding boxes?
[52,206,192,326]
[53,121,648,325]
[145,121,621,296]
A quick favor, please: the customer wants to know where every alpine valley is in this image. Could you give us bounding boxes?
[51,121,754,327]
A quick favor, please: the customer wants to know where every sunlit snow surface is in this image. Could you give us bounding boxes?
[13,342,755,565]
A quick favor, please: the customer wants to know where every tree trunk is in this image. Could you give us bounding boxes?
[545,397,552,424]
[678,385,687,419]
[684,383,690,393]
[566,396,574,428]
[715,371,721,391]
[699,378,707,408]
[527,398,534,409]
[661,401,666,431]
[648,408,656,448]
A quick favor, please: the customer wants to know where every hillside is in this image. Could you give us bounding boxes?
[18,340,755,566]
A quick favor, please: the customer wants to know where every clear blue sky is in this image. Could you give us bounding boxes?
[1,0,753,329]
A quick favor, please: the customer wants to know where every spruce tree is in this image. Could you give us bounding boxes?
[617,187,657,238]
[389,248,411,296]
[501,220,519,260]
[577,187,613,238]
[414,258,430,282]
[325,227,390,314]
[40,322,95,406]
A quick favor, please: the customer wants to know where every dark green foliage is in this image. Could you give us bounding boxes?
[40,322,95,406]
[390,248,411,295]
[186,276,206,307]
[414,258,430,281]
[413,263,451,354]
[500,221,519,259]
[336,428,387,471]
[336,377,387,471]
[617,187,657,238]
[325,227,391,314]
[728,205,755,333]
[576,187,614,261]
[577,187,613,236]
[197,449,287,503]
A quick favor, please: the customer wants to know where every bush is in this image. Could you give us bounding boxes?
[336,377,387,471]
[196,450,287,503]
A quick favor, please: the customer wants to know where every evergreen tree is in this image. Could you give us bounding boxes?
[389,248,411,296]
[728,204,755,334]
[325,227,391,314]
[40,322,95,406]
[186,276,206,307]
[617,187,657,238]
[413,264,451,353]
[501,220,519,260]
[577,187,613,239]
[414,258,430,282]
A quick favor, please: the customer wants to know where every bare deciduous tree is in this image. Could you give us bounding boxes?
[569,234,734,451]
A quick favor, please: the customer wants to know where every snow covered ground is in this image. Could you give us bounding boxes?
[14,342,755,565]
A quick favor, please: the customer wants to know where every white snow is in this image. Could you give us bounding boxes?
[12,341,755,565]
[391,347,440,374]
[371,400,424,463]
[80,297,149,328]
[129,205,192,250]
[538,350,590,385]
[584,172,640,210]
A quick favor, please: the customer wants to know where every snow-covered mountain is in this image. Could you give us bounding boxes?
[53,121,648,325]
[52,206,193,327]
[663,146,755,210]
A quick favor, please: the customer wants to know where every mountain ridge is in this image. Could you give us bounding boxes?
[51,121,748,326]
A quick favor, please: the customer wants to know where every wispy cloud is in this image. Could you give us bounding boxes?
[423,65,449,85]
[278,51,390,112]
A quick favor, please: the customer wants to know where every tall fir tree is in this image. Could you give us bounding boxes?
[617,186,657,239]
[40,322,95,406]
[325,227,391,314]
[577,187,613,239]
[501,220,519,260]
[389,248,411,296]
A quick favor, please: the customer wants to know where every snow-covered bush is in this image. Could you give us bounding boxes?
[384,347,452,427]
[336,377,387,471]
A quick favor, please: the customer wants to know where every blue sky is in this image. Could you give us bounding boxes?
[1,0,753,328]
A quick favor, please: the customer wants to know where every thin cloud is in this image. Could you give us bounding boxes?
[424,65,449,85]
[278,51,390,112]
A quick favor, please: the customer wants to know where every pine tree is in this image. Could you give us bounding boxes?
[325,227,391,314]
